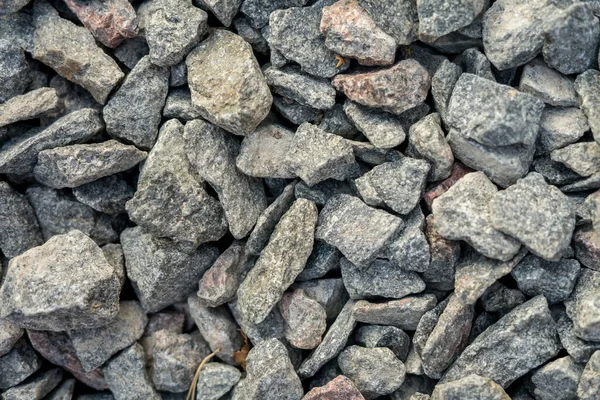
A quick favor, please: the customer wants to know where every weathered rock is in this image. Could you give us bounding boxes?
[125,120,227,249]
[195,362,241,400]
[0,41,30,104]
[343,101,406,149]
[296,241,341,281]
[186,29,272,136]
[32,1,124,104]
[417,0,484,41]
[273,96,322,125]
[316,194,403,267]
[390,374,435,400]
[355,325,410,361]
[162,88,202,121]
[233,16,269,54]
[103,56,169,150]
[406,113,453,181]
[236,198,317,324]
[565,268,600,341]
[575,69,600,145]
[0,12,34,54]
[240,0,308,29]
[536,106,589,155]
[303,375,365,400]
[73,175,134,215]
[414,297,449,356]
[0,321,23,358]
[0,108,103,176]
[551,142,600,177]
[422,215,460,289]
[578,350,600,400]
[292,278,348,320]
[197,242,248,307]
[0,368,62,400]
[441,296,561,388]
[0,338,41,390]
[45,378,75,400]
[0,88,59,128]
[264,65,336,110]
[320,0,396,66]
[431,374,510,400]
[231,339,303,400]
[480,282,525,314]
[431,59,462,128]
[512,255,581,303]
[296,179,357,206]
[0,182,42,259]
[353,295,437,330]
[573,223,600,271]
[357,0,417,45]
[236,122,294,179]
[278,289,327,349]
[332,60,430,115]
[113,38,150,69]
[530,356,583,400]
[489,172,575,261]
[556,311,600,364]
[338,345,405,399]
[69,301,147,372]
[519,59,578,107]
[459,47,495,81]
[103,343,160,400]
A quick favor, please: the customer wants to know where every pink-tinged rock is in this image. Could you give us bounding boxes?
[331,59,430,115]
[573,224,600,271]
[63,0,138,48]
[320,0,396,66]
[423,163,473,210]
[279,289,327,350]
[423,215,461,289]
[302,375,365,400]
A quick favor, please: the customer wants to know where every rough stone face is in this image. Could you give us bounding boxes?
[551,142,600,177]
[273,96,322,125]
[518,59,578,107]
[0,230,120,331]
[489,172,575,261]
[0,108,103,176]
[431,374,510,400]
[296,179,357,207]
[264,65,336,110]
[121,226,219,313]
[512,255,581,303]
[565,268,600,342]
[297,241,342,281]
[0,87,59,128]
[573,223,600,271]
[0,339,41,390]
[319,103,359,139]
[0,182,42,259]
[0,41,30,104]
[303,375,365,400]
[432,172,521,261]
[186,29,272,136]
[556,310,600,364]
[343,101,406,149]
[2,367,64,400]
[320,0,396,66]
[32,1,124,104]
[423,214,459,289]
[195,0,241,27]
[125,120,227,249]
[62,0,138,48]
[163,88,202,121]
[431,59,462,128]
[357,0,418,45]
[536,106,589,155]
[278,289,327,349]
[332,60,430,115]
[236,199,317,324]
[355,325,410,361]
[293,278,348,320]
[33,140,147,189]
[103,56,169,150]
[231,339,303,400]
[575,69,600,145]
[195,362,241,400]
[240,0,309,29]
[533,156,583,186]
[73,175,134,215]
[183,119,267,239]
[531,356,583,400]
[578,350,600,400]
[338,346,406,399]
[197,242,248,307]
[353,295,437,330]
[113,38,150,69]
[103,343,161,400]
[417,0,484,41]
[441,296,561,388]
[43,377,75,400]
[0,321,23,358]
[233,16,269,54]
[316,194,403,267]
[406,113,454,181]
[460,47,495,81]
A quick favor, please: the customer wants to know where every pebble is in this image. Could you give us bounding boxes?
[480,282,525,313]
[551,141,600,177]
[292,278,348,320]
[195,362,241,400]
[278,289,327,349]
[578,350,600,400]
[162,88,202,121]
[430,374,509,400]
[431,59,462,128]
[358,0,418,45]
[273,96,322,125]
[0,87,59,128]
[264,65,336,110]
[303,375,365,400]
[459,47,495,81]
[384,207,429,273]
[197,242,248,307]
[45,378,75,400]
[406,113,454,181]
[422,215,460,289]
[0,181,42,259]
[574,69,600,145]
[573,223,600,271]
[418,0,484,42]
[353,295,437,330]
[296,241,341,281]
[73,175,134,215]
[0,339,41,390]
[555,310,600,364]
[512,255,581,303]
[530,356,583,400]
[565,268,600,341]
[240,0,308,29]
[319,103,359,139]
[518,59,578,107]
[355,325,410,361]
[536,106,589,155]
[0,41,30,104]
[0,321,23,358]
[113,38,150,70]
[233,17,269,54]
[195,0,241,27]
[343,101,406,149]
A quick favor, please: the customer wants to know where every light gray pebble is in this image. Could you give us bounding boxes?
[551,141,600,177]
[264,65,336,110]
[536,106,589,155]
[431,374,509,400]
[406,113,454,181]
[343,101,406,149]
[578,350,600,400]
[353,295,437,330]
[0,87,59,128]
[519,59,578,107]
[195,362,241,400]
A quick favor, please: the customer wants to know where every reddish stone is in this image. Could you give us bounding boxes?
[27,330,108,390]
[63,0,138,48]
[423,163,473,210]
[423,215,460,289]
[573,224,600,271]
[302,375,365,400]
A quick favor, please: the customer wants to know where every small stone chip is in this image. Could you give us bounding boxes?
[406,113,454,181]
[518,59,578,107]
[353,295,437,330]
[431,374,510,400]
[0,339,41,390]
[240,0,309,29]
[0,41,30,104]
[103,343,161,400]
[417,0,484,42]
[551,142,600,177]
[278,289,327,350]
[195,362,241,400]
[575,69,600,145]
[264,65,336,110]
[2,368,63,400]
[531,356,584,400]
[0,87,59,128]
[431,59,462,128]
[578,350,600,400]
[343,101,406,149]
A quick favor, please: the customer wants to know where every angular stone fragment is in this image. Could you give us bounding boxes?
[0,339,41,390]
[480,282,525,313]
[293,278,348,320]
[320,0,396,66]
[197,242,248,307]
[531,356,583,400]
[432,172,521,261]
[575,69,600,145]
[385,208,430,273]
[431,59,462,128]
[103,343,160,400]
[0,108,103,176]
[297,241,342,281]
[236,199,317,324]
[233,16,269,54]
[519,59,578,107]
[0,88,59,128]
[0,182,42,259]
[240,0,308,29]
[297,179,357,206]
[103,56,169,150]
[551,142,600,177]
[45,378,75,400]
[194,0,240,27]
[264,65,336,110]
[431,374,510,400]
[418,0,484,41]
[319,103,358,139]
[407,113,453,181]
[184,119,267,239]
[0,368,62,400]
[113,38,149,70]
[63,0,138,48]
[565,268,600,341]
[232,339,303,400]
[355,325,410,361]
[278,289,327,350]
[195,362,241,400]
[273,96,322,125]
[73,175,134,215]
[424,163,473,210]
[126,120,227,248]
[0,12,34,54]
[460,47,495,81]
[343,101,406,149]
[422,215,459,289]
[359,0,418,45]
[556,311,600,364]
[303,375,365,400]
[353,295,437,330]
[162,87,198,120]
[442,296,561,388]
[578,350,600,400]
[316,194,403,267]
[186,29,272,135]
[512,255,581,303]
[489,172,575,261]
[536,106,589,155]
[0,321,23,358]
[0,41,30,104]
[573,224,600,271]
[413,297,449,356]
[228,299,287,345]
[32,1,124,104]
[332,60,430,115]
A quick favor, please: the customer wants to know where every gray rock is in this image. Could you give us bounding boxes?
[432,172,521,261]
[33,140,147,189]
[0,339,41,390]
[103,56,169,150]
[183,119,267,239]
[413,297,449,356]
[0,321,23,358]
[113,38,149,70]
[297,299,356,379]
[45,379,75,400]
[187,295,244,365]
[195,362,241,400]
[194,0,240,27]
[536,106,589,155]
[169,61,187,87]
[431,374,510,400]
[531,356,583,400]
[162,88,202,121]
[264,65,336,110]
[0,41,30,104]
[578,350,600,400]
[32,1,124,104]
[519,59,578,107]
[126,119,227,249]
[0,108,103,176]
[240,0,308,29]
[353,295,437,330]
[278,289,327,350]
[441,296,561,388]
[407,113,454,181]
[382,207,429,272]
[390,375,435,400]
[0,368,62,399]
[0,12,34,53]
[101,243,125,287]
[556,309,600,364]
[0,181,42,259]
[480,282,526,314]
[73,175,135,215]
[575,69,600,145]
[543,3,600,75]
[232,338,303,400]
[357,0,418,45]
[69,301,147,372]
[418,0,484,41]
[229,299,287,345]
[572,223,600,270]
[338,345,405,399]
[76,393,115,400]
[343,101,406,149]
[233,17,269,54]
[0,88,59,128]
[422,215,460,289]
[341,258,425,300]
[551,142,600,177]
[145,0,208,67]
[186,29,272,136]
[459,47,496,81]
[320,0,397,66]
[489,172,575,261]
[103,343,161,400]
[319,103,358,139]
[286,123,357,186]
[121,226,219,313]
[296,179,356,207]
[565,268,600,341]
[292,278,348,320]
[296,241,341,281]
[355,325,410,361]
[431,59,462,128]
[197,242,248,307]
[273,96,322,125]
[316,194,403,267]
[0,230,120,331]
[512,255,581,303]
[236,198,317,324]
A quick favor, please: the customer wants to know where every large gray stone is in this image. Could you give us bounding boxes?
[0,87,59,128]
[417,0,484,41]
[512,255,581,303]
[357,0,418,45]
[518,59,578,107]
[531,356,583,400]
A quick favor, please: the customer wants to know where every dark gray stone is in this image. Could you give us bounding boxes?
[414,297,449,357]
[229,299,287,345]
[431,374,510,400]
[195,362,241,400]
[162,88,202,121]
[292,278,348,320]
[0,368,62,400]
[353,295,437,330]
[556,308,600,364]
[194,0,240,27]
[45,378,75,400]
[431,59,462,128]
[169,61,187,87]
[531,356,583,400]
[512,255,581,303]
[0,12,34,54]
[422,215,460,290]
[73,175,135,215]
[407,113,454,181]
[103,343,161,400]
[0,181,42,259]
[536,106,589,155]
[417,0,484,41]
[296,179,356,207]
[296,241,341,281]
[0,39,30,104]
[578,350,600,400]
[319,103,358,139]
[358,0,418,45]
[240,0,309,29]
[551,142,600,177]
[272,96,322,125]
[355,325,410,361]
[459,47,495,81]
[233,17,269,54]
[0,88,59,128]
[575,69,600,145]
[343,101,406,149]
[519,59,578,107]
[0,339,41,390]
[264,65,336,110]
[278,289,327,350]
[113,38,149,70]
[479,282,526,313]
